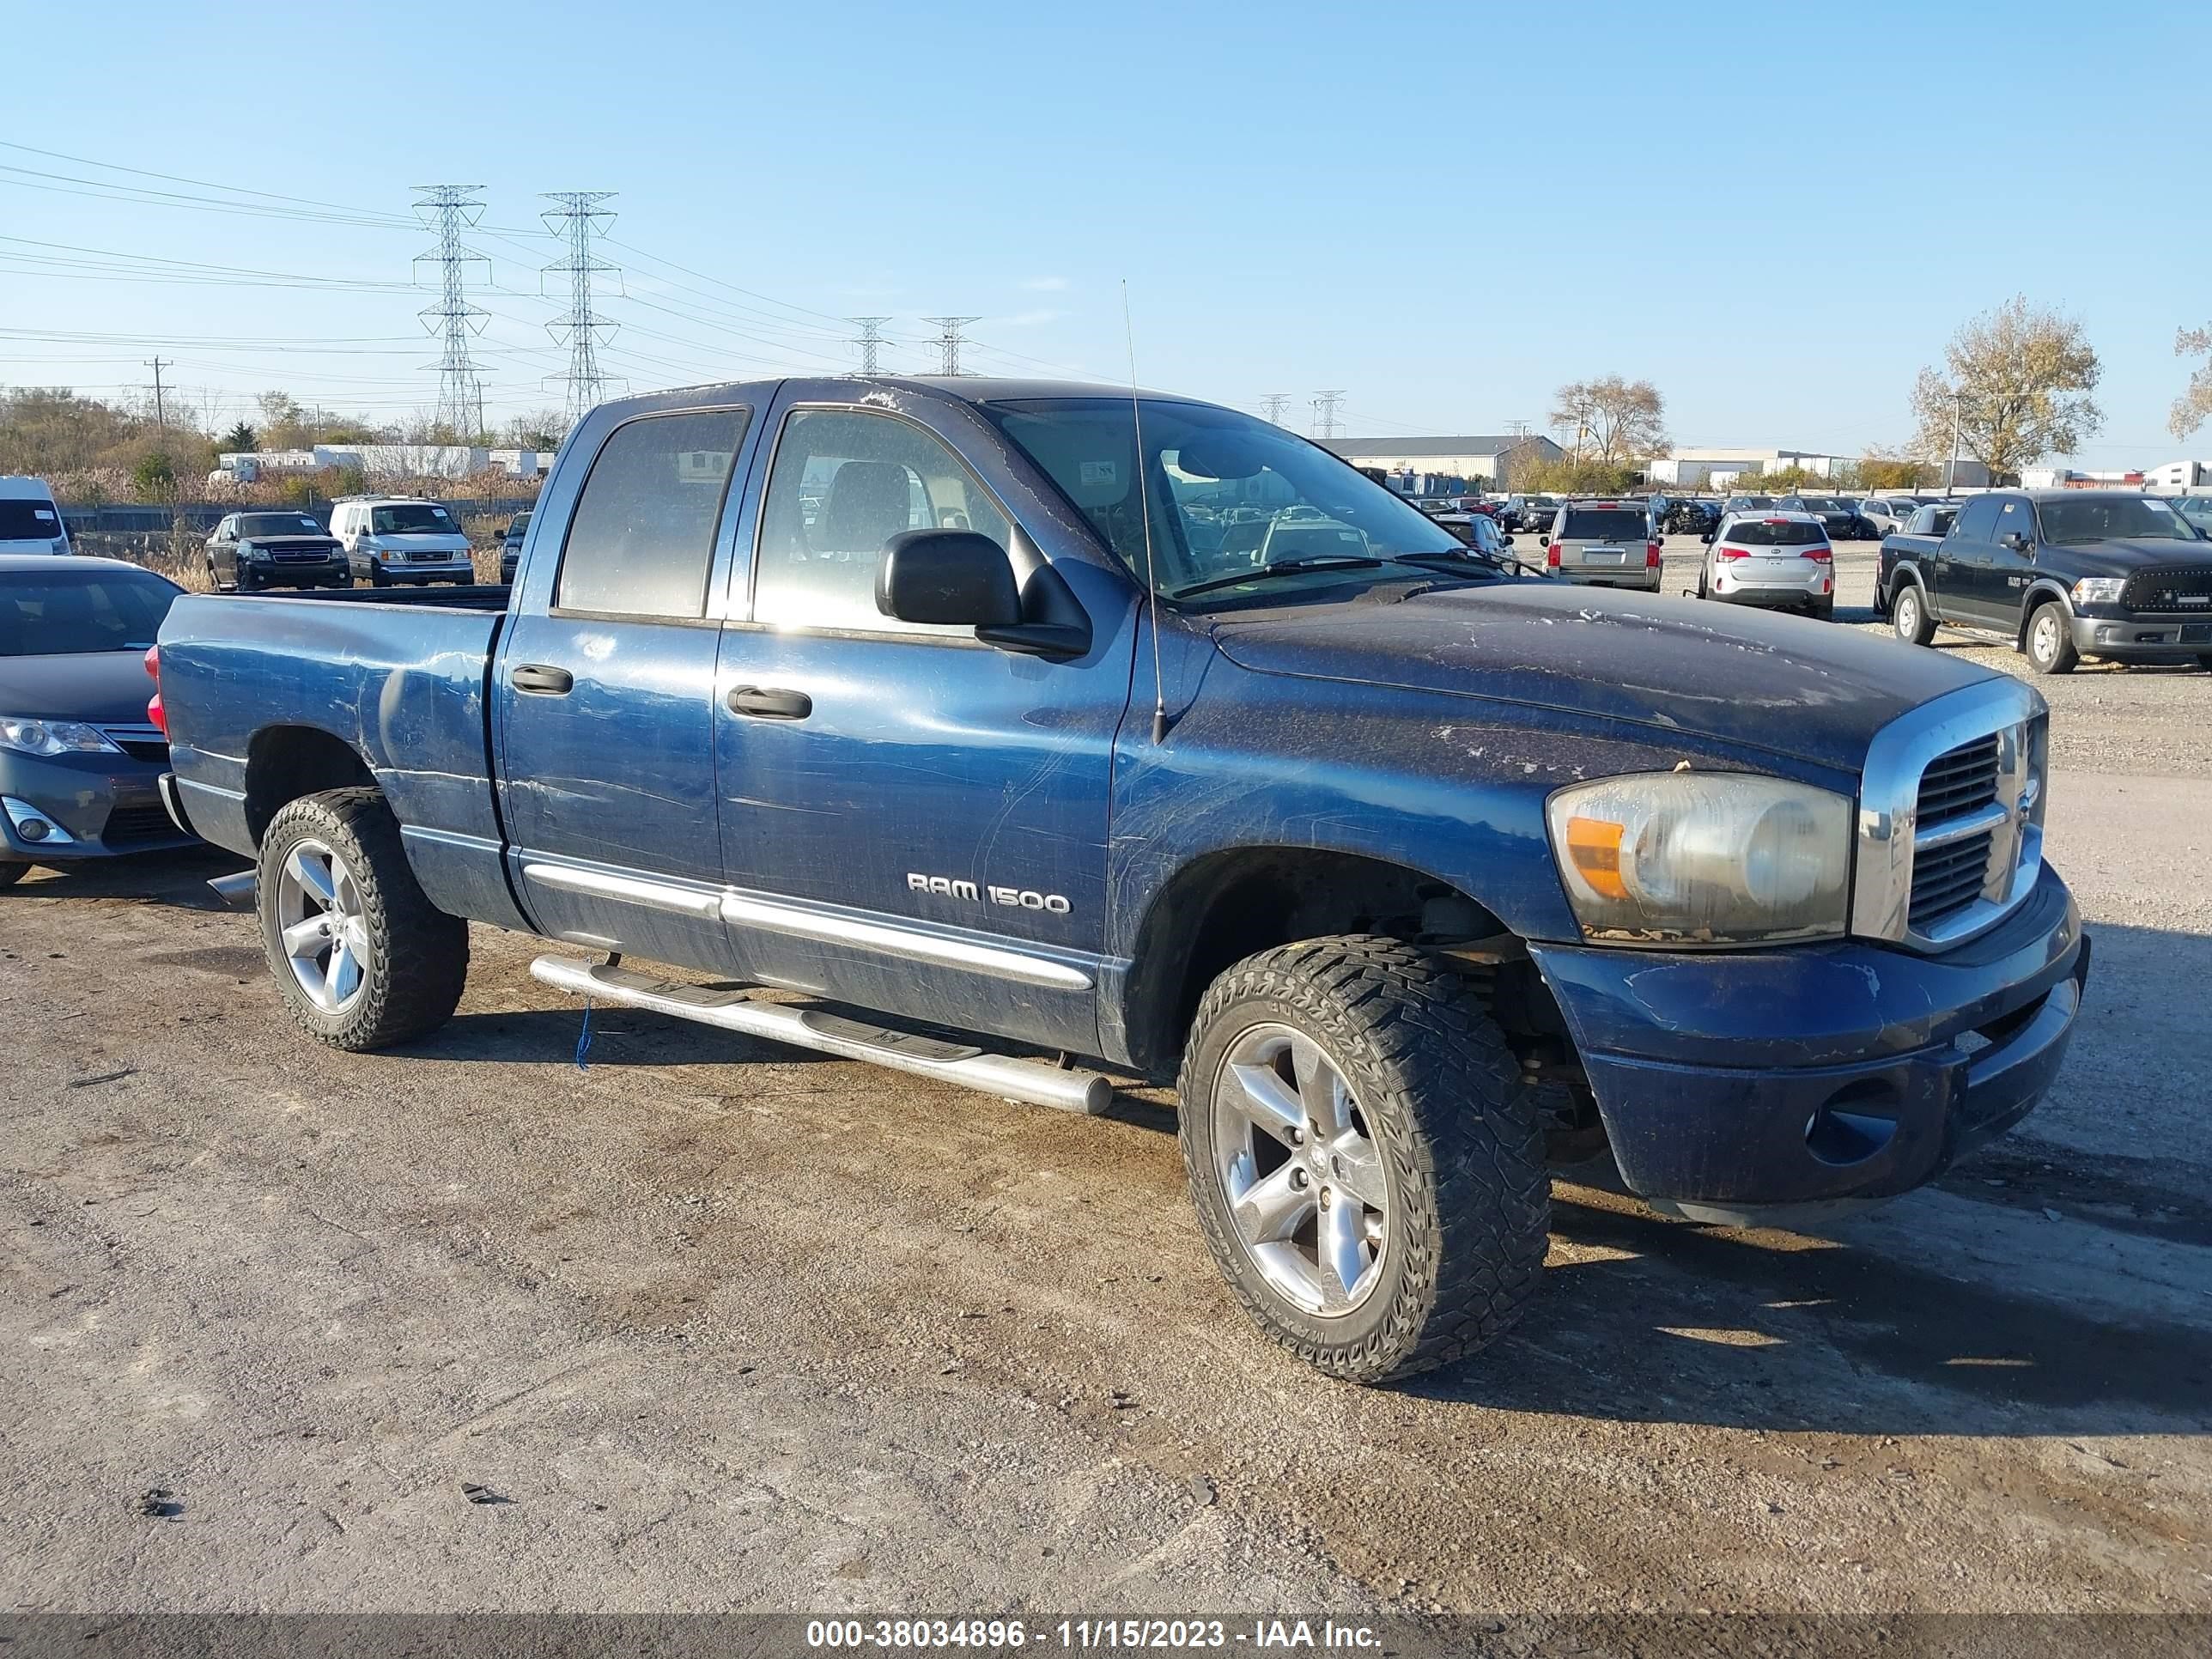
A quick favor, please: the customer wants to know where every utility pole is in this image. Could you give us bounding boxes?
[144,357,170,428]
[1506,418,1533,440]
[1946,392,1964,497]
[413,185,490,436]
[1310,390,1346,441]
[921,316,980,377]
[541,191,619,429]
[1261,393,1292,425]
[848,317,892,375]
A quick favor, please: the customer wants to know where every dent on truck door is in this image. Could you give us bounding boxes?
[496,405,755,969]
[712,396,1139,1055]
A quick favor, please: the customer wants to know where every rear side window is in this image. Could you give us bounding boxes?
[556,408,750,617]
[1560,508,1648,541]
[1726,520,1826,547]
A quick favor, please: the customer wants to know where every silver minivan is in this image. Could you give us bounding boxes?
[1538,501,1660,590]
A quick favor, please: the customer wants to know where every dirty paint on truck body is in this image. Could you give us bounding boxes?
[156,375,2088,1222]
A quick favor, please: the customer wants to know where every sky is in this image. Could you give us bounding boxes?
[4,0,2207,465]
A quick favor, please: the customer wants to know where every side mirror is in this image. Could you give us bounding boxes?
[1502,533,1516,547]
[1537,534,1550,547]
[1699,532,1715,544]
[876,529,1020,627]
[2002,532,2027,552]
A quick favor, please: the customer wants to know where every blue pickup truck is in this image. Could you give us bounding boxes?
[152,376,2089,1382]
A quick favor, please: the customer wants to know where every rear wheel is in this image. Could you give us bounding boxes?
[1808,596,1834,622]
[257,787,468,1050]
[1178,935,1549,1384]
[2025,602,2078,676]
[1892,580,1936,646]
[2199,654,2212,672]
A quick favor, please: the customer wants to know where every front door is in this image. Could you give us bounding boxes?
[1984,495,2039,626]
[712,392,1136,1054]
[496,404,757,969]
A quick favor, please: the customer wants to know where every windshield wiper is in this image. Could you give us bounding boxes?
[1171,555,1383,599]
[1389,547,1543,580]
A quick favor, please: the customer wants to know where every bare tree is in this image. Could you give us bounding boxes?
[2170,323,2212,442]
[1549,376,1670,466]
[1910,296,2102,483]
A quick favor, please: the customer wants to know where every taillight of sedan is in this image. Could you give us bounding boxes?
[145,644,165,734]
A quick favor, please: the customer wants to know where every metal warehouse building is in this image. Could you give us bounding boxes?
[1319,434,1565,483]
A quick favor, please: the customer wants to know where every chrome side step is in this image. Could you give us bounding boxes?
[527,955,1115,1115]
[207,871,258,908]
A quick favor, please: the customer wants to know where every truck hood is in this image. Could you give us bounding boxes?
[1208,580,1994,772]
[0,650,158,725]
[2041,538,2212,574]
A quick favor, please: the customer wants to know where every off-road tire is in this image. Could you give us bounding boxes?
[0,860,28,888]
[2198,654,2212,672]
[2025,600,2078,676]
[1178,935,1549,1384]
[257,787,467,1050]
[1892,579,1936,645]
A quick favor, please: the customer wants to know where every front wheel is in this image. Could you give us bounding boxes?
[0,860,28,888]
[2025,602,2078,676]
[257,787,468,1050]
[1893,581,1936,646]
[1178,935,1549,1384]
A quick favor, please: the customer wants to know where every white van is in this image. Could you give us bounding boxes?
[0,477,70,556]
[328,495,474,586]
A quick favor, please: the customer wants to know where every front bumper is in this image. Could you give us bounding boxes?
[1526,864,2087,1221]
[246,557,349,587]
[0,750,197,861]
[2069,611,2211,659]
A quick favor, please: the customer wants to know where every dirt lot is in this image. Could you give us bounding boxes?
[3,548,2209,1618]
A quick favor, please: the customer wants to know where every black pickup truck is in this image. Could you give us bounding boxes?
[1879,489,2212,674]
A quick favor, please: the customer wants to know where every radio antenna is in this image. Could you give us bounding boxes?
[1123,280,1170,744]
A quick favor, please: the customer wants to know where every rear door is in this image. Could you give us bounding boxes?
[1938,495,2007,624]
[1554,505,1649,575]
[710,386,1136,1055]
[495,403,759,969]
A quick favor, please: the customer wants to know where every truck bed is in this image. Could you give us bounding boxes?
[158,590,528,931]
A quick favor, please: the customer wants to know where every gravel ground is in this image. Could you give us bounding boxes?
[3,558,2209,1618]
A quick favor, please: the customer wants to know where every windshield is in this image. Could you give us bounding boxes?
[370,503,455,535]
[2039,496,2206,544]
[237,513,324,538]
[0,568,180,656]
[0,499,64,540]
[1798,498,1840,513]
[983,398,1468,603]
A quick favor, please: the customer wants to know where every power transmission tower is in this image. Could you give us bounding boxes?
[1310,389,1346,441]
[848,316,892,375]
[143,356,170,428]
[921,316,980,376]
[1506,419,1533,440]
[1261,393,1292,425]
[412,185,490,436]
[541,191,620,428]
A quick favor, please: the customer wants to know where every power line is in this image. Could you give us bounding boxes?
[1310,389,1346,441]
[921,317,981,377]
[848,317,891,375]
[1261,393,1292,425]
[413,185,490,434]
[541,191,619,427]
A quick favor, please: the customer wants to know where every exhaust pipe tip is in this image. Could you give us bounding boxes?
[207,870,258,908]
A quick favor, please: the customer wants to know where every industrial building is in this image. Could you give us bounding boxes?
[1319,434,1565,484]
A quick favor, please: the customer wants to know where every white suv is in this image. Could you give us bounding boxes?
[329,497,474,586]
[1695,509,1835,619]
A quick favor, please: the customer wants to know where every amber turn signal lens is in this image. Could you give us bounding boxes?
[1564,815,1628,901]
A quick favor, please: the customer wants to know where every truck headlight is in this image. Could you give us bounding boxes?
[0,717,124,757]
[2070,577,2125,606]
[1546,772,1851,945]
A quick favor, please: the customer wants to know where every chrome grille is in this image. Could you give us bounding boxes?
[1914,734,2001,824]
[95,724,168,765]
[2119,566,2212,612]
[1852,679,2048,952]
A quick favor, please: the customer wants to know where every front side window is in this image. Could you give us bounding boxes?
[0,569,180,656]
[556,408,749,618]
[1954,496,2002,541]
[753,408,1011,633]
[985,398,1468,606]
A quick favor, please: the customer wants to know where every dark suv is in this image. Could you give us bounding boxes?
[498,511,532,584]
[1883,490,2212,673]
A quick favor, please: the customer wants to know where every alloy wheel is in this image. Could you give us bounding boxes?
[2032,610,2061,667]
[273,838,370,1012]
[1210,1023,1390,1316]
